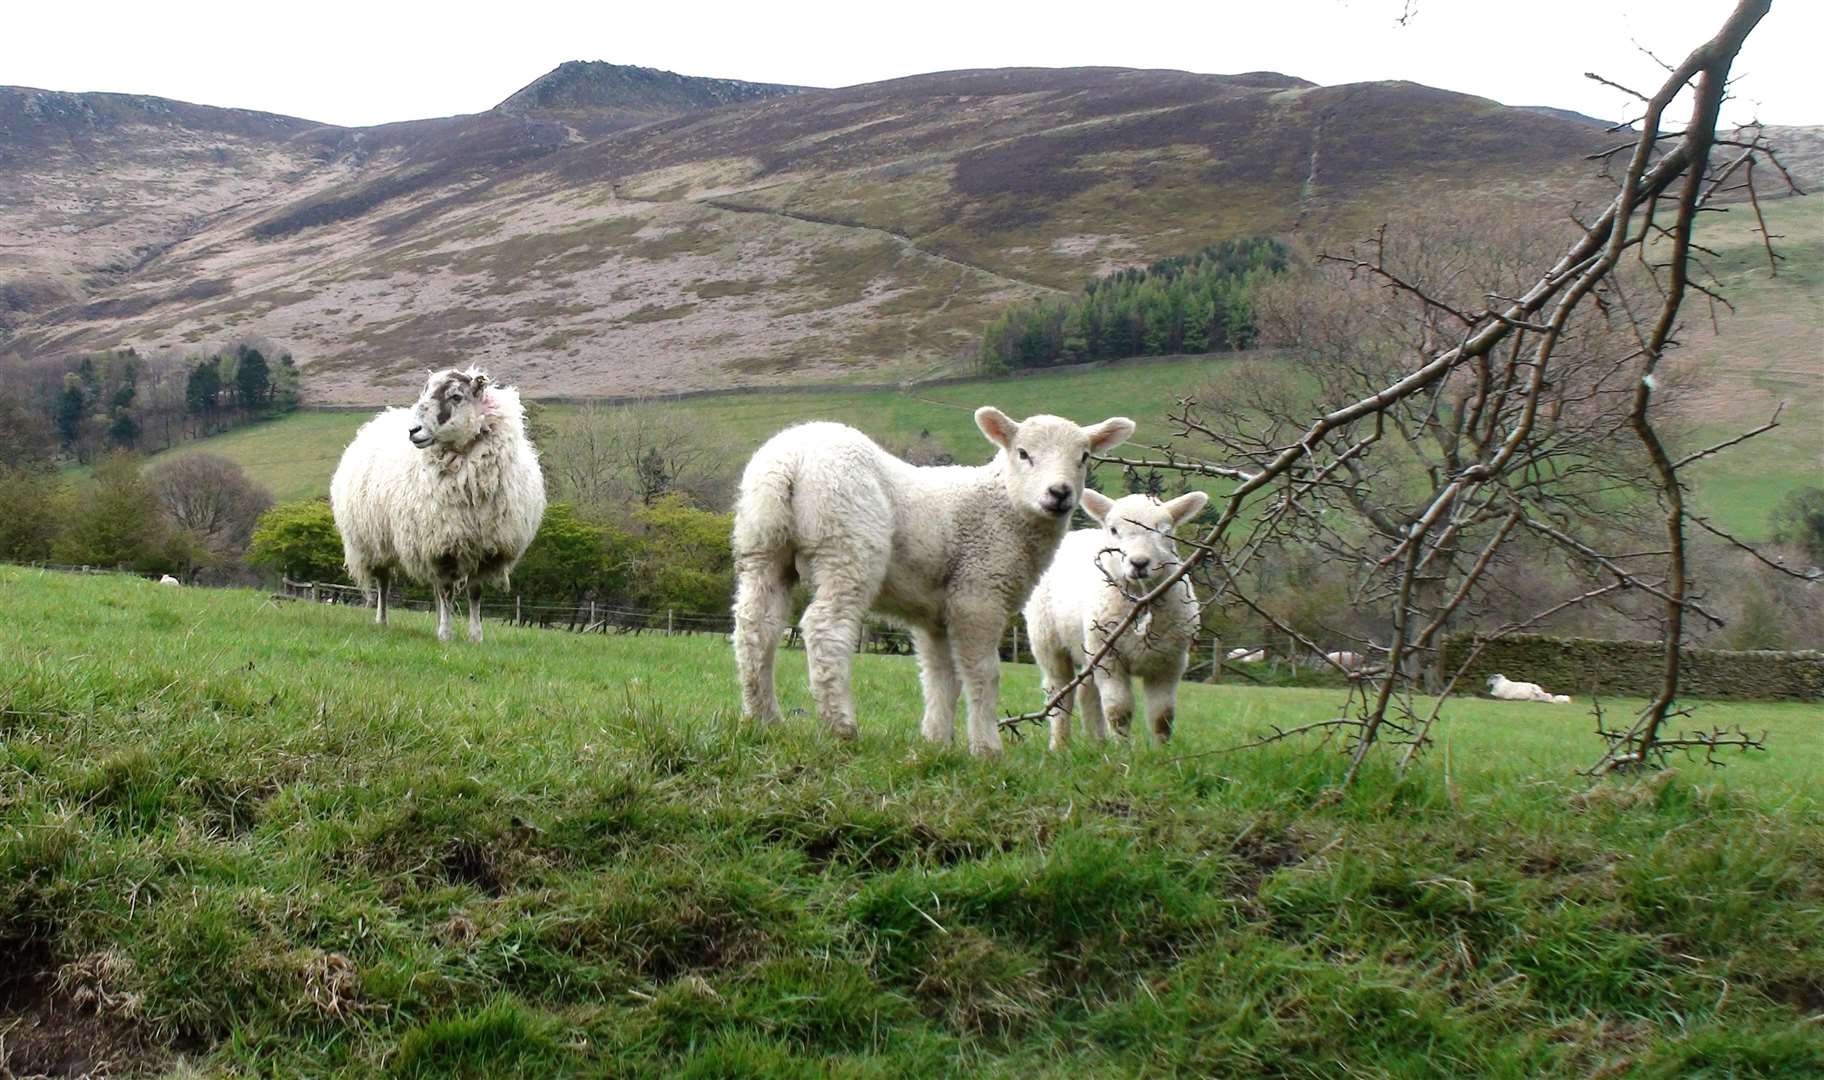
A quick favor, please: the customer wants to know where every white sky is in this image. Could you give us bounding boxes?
[2,1,1816,128]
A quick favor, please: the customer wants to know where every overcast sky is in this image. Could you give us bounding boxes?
[3,1,1816,129]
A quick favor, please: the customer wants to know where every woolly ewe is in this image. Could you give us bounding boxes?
[1024,489,1208,751]
[731,408,1135,756]
[330,368,545,642]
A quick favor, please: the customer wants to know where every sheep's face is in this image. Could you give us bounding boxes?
[1080,490,1209,584]
[409,368,493,451]
[1487,675,1504,691]
[975,407,1135,518]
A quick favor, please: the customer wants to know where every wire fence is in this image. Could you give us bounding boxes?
[14,561,1247,677]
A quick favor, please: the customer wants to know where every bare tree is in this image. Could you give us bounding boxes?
[147,452,274,562]
[547,403,733,513]
[1005,0,1796,783]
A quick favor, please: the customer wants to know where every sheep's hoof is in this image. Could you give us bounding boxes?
[970,741,1004,759]
[828,720,859,742]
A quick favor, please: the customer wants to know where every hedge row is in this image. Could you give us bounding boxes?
[1439,633,1824,702]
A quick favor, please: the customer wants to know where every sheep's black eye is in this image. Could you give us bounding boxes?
[1017,448,1032,464]
[1080,452,1089,464]
[1110,525,1119,537]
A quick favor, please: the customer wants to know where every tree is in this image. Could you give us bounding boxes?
[147,453,275,562]
[55,375,85,450]
[546,403,733,514]
[248,500,347,583]
[0,466,63,561]
[626,496,735,615]
[235,347,271,412]
[511,503,632,603]
[1770,487,1824,566]
[186,361,221,432]
[53,452,188,573]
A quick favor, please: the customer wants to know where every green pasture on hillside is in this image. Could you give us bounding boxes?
[1,566,1819,1076]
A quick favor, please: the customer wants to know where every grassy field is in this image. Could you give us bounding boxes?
[146,355,1237,505]
[2,566,1820,1076]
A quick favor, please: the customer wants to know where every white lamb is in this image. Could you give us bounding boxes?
[330,367,546,642]
[1024,489,1209,751]
[1226,646,1266,663]
[731,407,1134,756]
[1325,650,1365,673]
[1487,674,1572,704]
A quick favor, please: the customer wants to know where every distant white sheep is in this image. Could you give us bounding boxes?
[330,368,545,642]
[731,407,1134,756]
[1487,673,1572,704]
[1325,650,1365,673]
[1024,489,1209,750]
[158,574,181,587]
[1226,646,1266,663]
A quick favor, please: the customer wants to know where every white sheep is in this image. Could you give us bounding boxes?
[1226,646,1266,663]
[329,368,546,642]
[158,574,181,587]
[1024,489,1209,751]
[1487,673,1572,704]
[1325,650,1365,673]
[731,407,1134,756]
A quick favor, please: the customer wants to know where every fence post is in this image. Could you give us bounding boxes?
[667,609,674,634]
[588,600,595,631]
[515,595,521,626]
[309,582,319,604]
[1208,636,1222,683]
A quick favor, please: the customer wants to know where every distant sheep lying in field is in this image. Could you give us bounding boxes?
[731,407,1134,756]
[1226,646,1266,663]
[1487,673,1572,704]
[158,574,181,587]
[1024,489,1208,750]
[330,368,545,642]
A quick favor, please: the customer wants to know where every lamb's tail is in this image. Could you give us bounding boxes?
[732,446,798,558]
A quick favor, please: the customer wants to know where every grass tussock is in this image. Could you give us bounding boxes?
[1,566,1820,1075]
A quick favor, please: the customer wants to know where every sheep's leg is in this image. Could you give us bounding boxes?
[373,569,389,626]
[733,553,792,725]
[1033,646,1075,752]
[1142,669,1182,744]
[801,594,864,741]
[914,628,961,745]
[467,582,484,644]
[434,583,454,642]
[949,620,1005,758]
[1096,668,1136,740]
[1077,678,1109,743]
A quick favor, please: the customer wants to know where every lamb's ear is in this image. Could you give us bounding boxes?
[1083,416,1135,453]
[1080,488,1116,523]
[975,406,1019,450]
[1164,490,1209,526]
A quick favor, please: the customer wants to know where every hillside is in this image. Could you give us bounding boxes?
[1,567,1819,1075]
[1,66,1690,404]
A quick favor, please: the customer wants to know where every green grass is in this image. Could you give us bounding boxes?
[3,566,1821,1076]
[153,354,1235,503]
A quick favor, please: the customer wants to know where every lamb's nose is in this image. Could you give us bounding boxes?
[1046,484,1073,503]
[1130,555,1152,573]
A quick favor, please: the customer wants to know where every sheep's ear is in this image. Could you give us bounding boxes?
[1084,416,1135,453]
[1081,488,1116,523]
[1164,490,1209,526]
[975,406,1018,450]
[471,372,490,395]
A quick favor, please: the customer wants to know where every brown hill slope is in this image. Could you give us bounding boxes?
[4,68,1810,404]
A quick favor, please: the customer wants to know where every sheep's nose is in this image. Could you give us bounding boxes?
[1046,483,1073,503]
[409,426,424,438]
[1130,555,1152,572]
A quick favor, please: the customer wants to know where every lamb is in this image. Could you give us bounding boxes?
[329,367,546,643]
[1487,673,1572,704]
[1023,489,1209,751]
[1325,650,1365,673]
[731,407,1134,756]
[1226,646,1266,663]
[158,574,181,587]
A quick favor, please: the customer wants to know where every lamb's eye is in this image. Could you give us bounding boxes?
[1080,452,1089,464]
[1110,525,1119,537]
[1017,448,1032,464]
